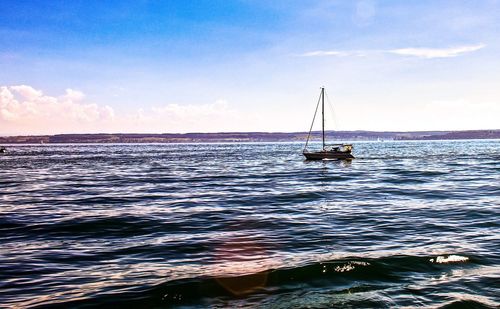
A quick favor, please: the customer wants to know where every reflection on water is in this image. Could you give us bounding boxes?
[0,140,499,308]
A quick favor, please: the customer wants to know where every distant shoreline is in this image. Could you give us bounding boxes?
[1,130,499,144]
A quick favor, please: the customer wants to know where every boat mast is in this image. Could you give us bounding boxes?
[321,87,325,150]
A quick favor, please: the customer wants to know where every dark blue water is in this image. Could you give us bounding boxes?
[1,141,499,308]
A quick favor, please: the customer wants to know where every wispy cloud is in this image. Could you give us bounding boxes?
[389,44,486,59]
[299,44,486,58]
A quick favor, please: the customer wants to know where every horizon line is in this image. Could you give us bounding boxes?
[2,128,500,138]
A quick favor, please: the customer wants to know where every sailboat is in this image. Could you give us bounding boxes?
[303,87,354,160]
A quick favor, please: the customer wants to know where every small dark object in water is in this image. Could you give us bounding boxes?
[303,87,354,160]
[0,146,7,153]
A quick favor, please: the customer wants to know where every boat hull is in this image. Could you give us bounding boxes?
[303,151,354,160]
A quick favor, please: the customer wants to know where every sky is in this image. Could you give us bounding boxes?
[1,0,499,135]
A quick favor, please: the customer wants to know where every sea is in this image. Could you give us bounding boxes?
[0,140,499,308]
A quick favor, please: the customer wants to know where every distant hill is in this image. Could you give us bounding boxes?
[0,130,499,144]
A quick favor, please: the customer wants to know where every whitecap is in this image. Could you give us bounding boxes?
[334,261,370,272]
[429,255,469,264]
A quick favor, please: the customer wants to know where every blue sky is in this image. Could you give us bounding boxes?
[1,0,499,134]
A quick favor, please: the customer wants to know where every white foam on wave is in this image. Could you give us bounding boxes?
[429,255,469,264]
[334,261,370,272]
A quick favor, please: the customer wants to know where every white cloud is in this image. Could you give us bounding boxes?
[0,85,251,134]
[61,88,85,102]
[299,44,485,59]
[125,99,241,133]
[151,99,231,120]
[389,44,486,58]
[9,85,43,100]
[0,85,115,134]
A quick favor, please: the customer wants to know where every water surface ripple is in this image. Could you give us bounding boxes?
[0,141,499,308]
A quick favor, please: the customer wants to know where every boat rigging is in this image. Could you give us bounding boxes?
[303,87,354,160]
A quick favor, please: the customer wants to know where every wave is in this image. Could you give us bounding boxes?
[31,254,483,308]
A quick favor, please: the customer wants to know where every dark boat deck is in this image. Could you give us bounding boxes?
[303,150,354,160]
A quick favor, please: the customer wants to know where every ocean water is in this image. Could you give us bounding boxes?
[0,140,499,308]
